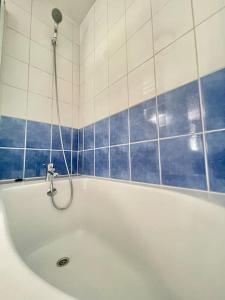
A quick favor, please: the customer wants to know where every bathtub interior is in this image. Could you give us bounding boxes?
[1,178,225,300]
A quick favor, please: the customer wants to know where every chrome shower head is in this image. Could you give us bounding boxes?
[52,8,62,25]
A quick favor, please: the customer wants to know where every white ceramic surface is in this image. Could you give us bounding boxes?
[0,178,225,300]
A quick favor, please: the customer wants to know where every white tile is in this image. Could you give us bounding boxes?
[127,21,153,72]
[73,106,79,128]
[95,37,108,67]
[30,41,53,74]
[108,16,126,57]
[60,16,73,41]
[32,0,53,29]
[73,85,80,107]
[73,64,80,85]
[31,17,52,50]
[4,28,29,63]
[79,100,95,127]
[126,0,151,39]
[53,78,73,104]
[6,0,31,37]
[109,45,127,85]
[128,58,155,106]
[196,9,225,76]
[56,55,73,82]
[73,44,80,65]
[29,66,52,98]
[125,0,135,9]
[94,89,110,121]
[80,9,94,62]
[52,101,73,127]
[155,31,197,94]
[151,0,170,15]
[10,0,32,12]
[109,76,129,114]
[95,14,108,46]
[193,0,225,25]
[95,0,108,24]
[153,0,193,52]
[27,92,52,123]
[94,61,109,96]
[80,78,94,103]
[0,84,27,119]
[73,23,80,45]
[108,0,125,28]
[1,55,28,90]
[57,34,73,61]
[81,53,94,84]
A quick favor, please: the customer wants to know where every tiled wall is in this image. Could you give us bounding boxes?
[78,0,225,193]
[0,0,80,180]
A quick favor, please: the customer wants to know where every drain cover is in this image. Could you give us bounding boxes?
[56,257,70,267]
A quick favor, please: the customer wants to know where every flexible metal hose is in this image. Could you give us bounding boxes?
[51,39,73,210]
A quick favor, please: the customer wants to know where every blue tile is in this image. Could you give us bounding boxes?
[131,141,160,184]
[26,121,51,149]
[78,151,83,174]
[110,110,129,146]
[95,118,109,148]
[0,149,24,180]
[79,128,84,151]
[52,125,72,150]
[110,145,129,180]
[130,99,157,142]
[25,150,50,178]
[201,68,225,131]
[95,148,109,177]
[160,135,206,190]
[72,151,78,174]
[51,151,71,175]
[73,129,79,151]
[206,131,225,193]
[84,124,94,150]
[158,81,202,138]
[0,116,25,148]
[83,150,94,176]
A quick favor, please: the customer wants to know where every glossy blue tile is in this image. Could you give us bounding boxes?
[78,151,83,174]
[95,148,109,177]
[52,125,72,150]
[201,68,225,131]
[79,128,84,151]
[206,131,225,193]
[0,149,24,180]
[110,110,129,146]
[73,129,79,151]
[0,116,25,148]
[84,124,94,150]
[131,141,160,184]
[26,121,51,149]
[110,145,129,180]
[95,118,109,148]
[72,151,78,174]
[158,81,202,138]
[160,135,206,190]
[51,151,71,175]
[130,99,157,142]
[83,150,94,176]
[25,150,50,178]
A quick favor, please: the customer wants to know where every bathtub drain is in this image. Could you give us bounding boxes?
[56,257,70,267]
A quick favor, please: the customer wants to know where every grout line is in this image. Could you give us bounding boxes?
[150,0,162,185]
[190,0,210,192]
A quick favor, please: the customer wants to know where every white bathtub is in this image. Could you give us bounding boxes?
[0,178,225,300]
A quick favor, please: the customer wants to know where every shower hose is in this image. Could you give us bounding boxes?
[51,41,74,210]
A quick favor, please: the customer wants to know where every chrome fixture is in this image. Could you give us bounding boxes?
[48,8,73,211]
[46,163,58,198]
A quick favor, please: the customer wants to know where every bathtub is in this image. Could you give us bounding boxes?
[0,178,225,300]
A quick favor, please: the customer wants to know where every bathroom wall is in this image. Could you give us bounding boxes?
[0,0,80,180]
[78,0,225,193]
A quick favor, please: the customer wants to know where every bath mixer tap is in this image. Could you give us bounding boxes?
[46,163,58,197]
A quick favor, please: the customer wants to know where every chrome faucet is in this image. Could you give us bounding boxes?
[46,163,58,197]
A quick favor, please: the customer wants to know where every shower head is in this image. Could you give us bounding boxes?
[52,8,63,25]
